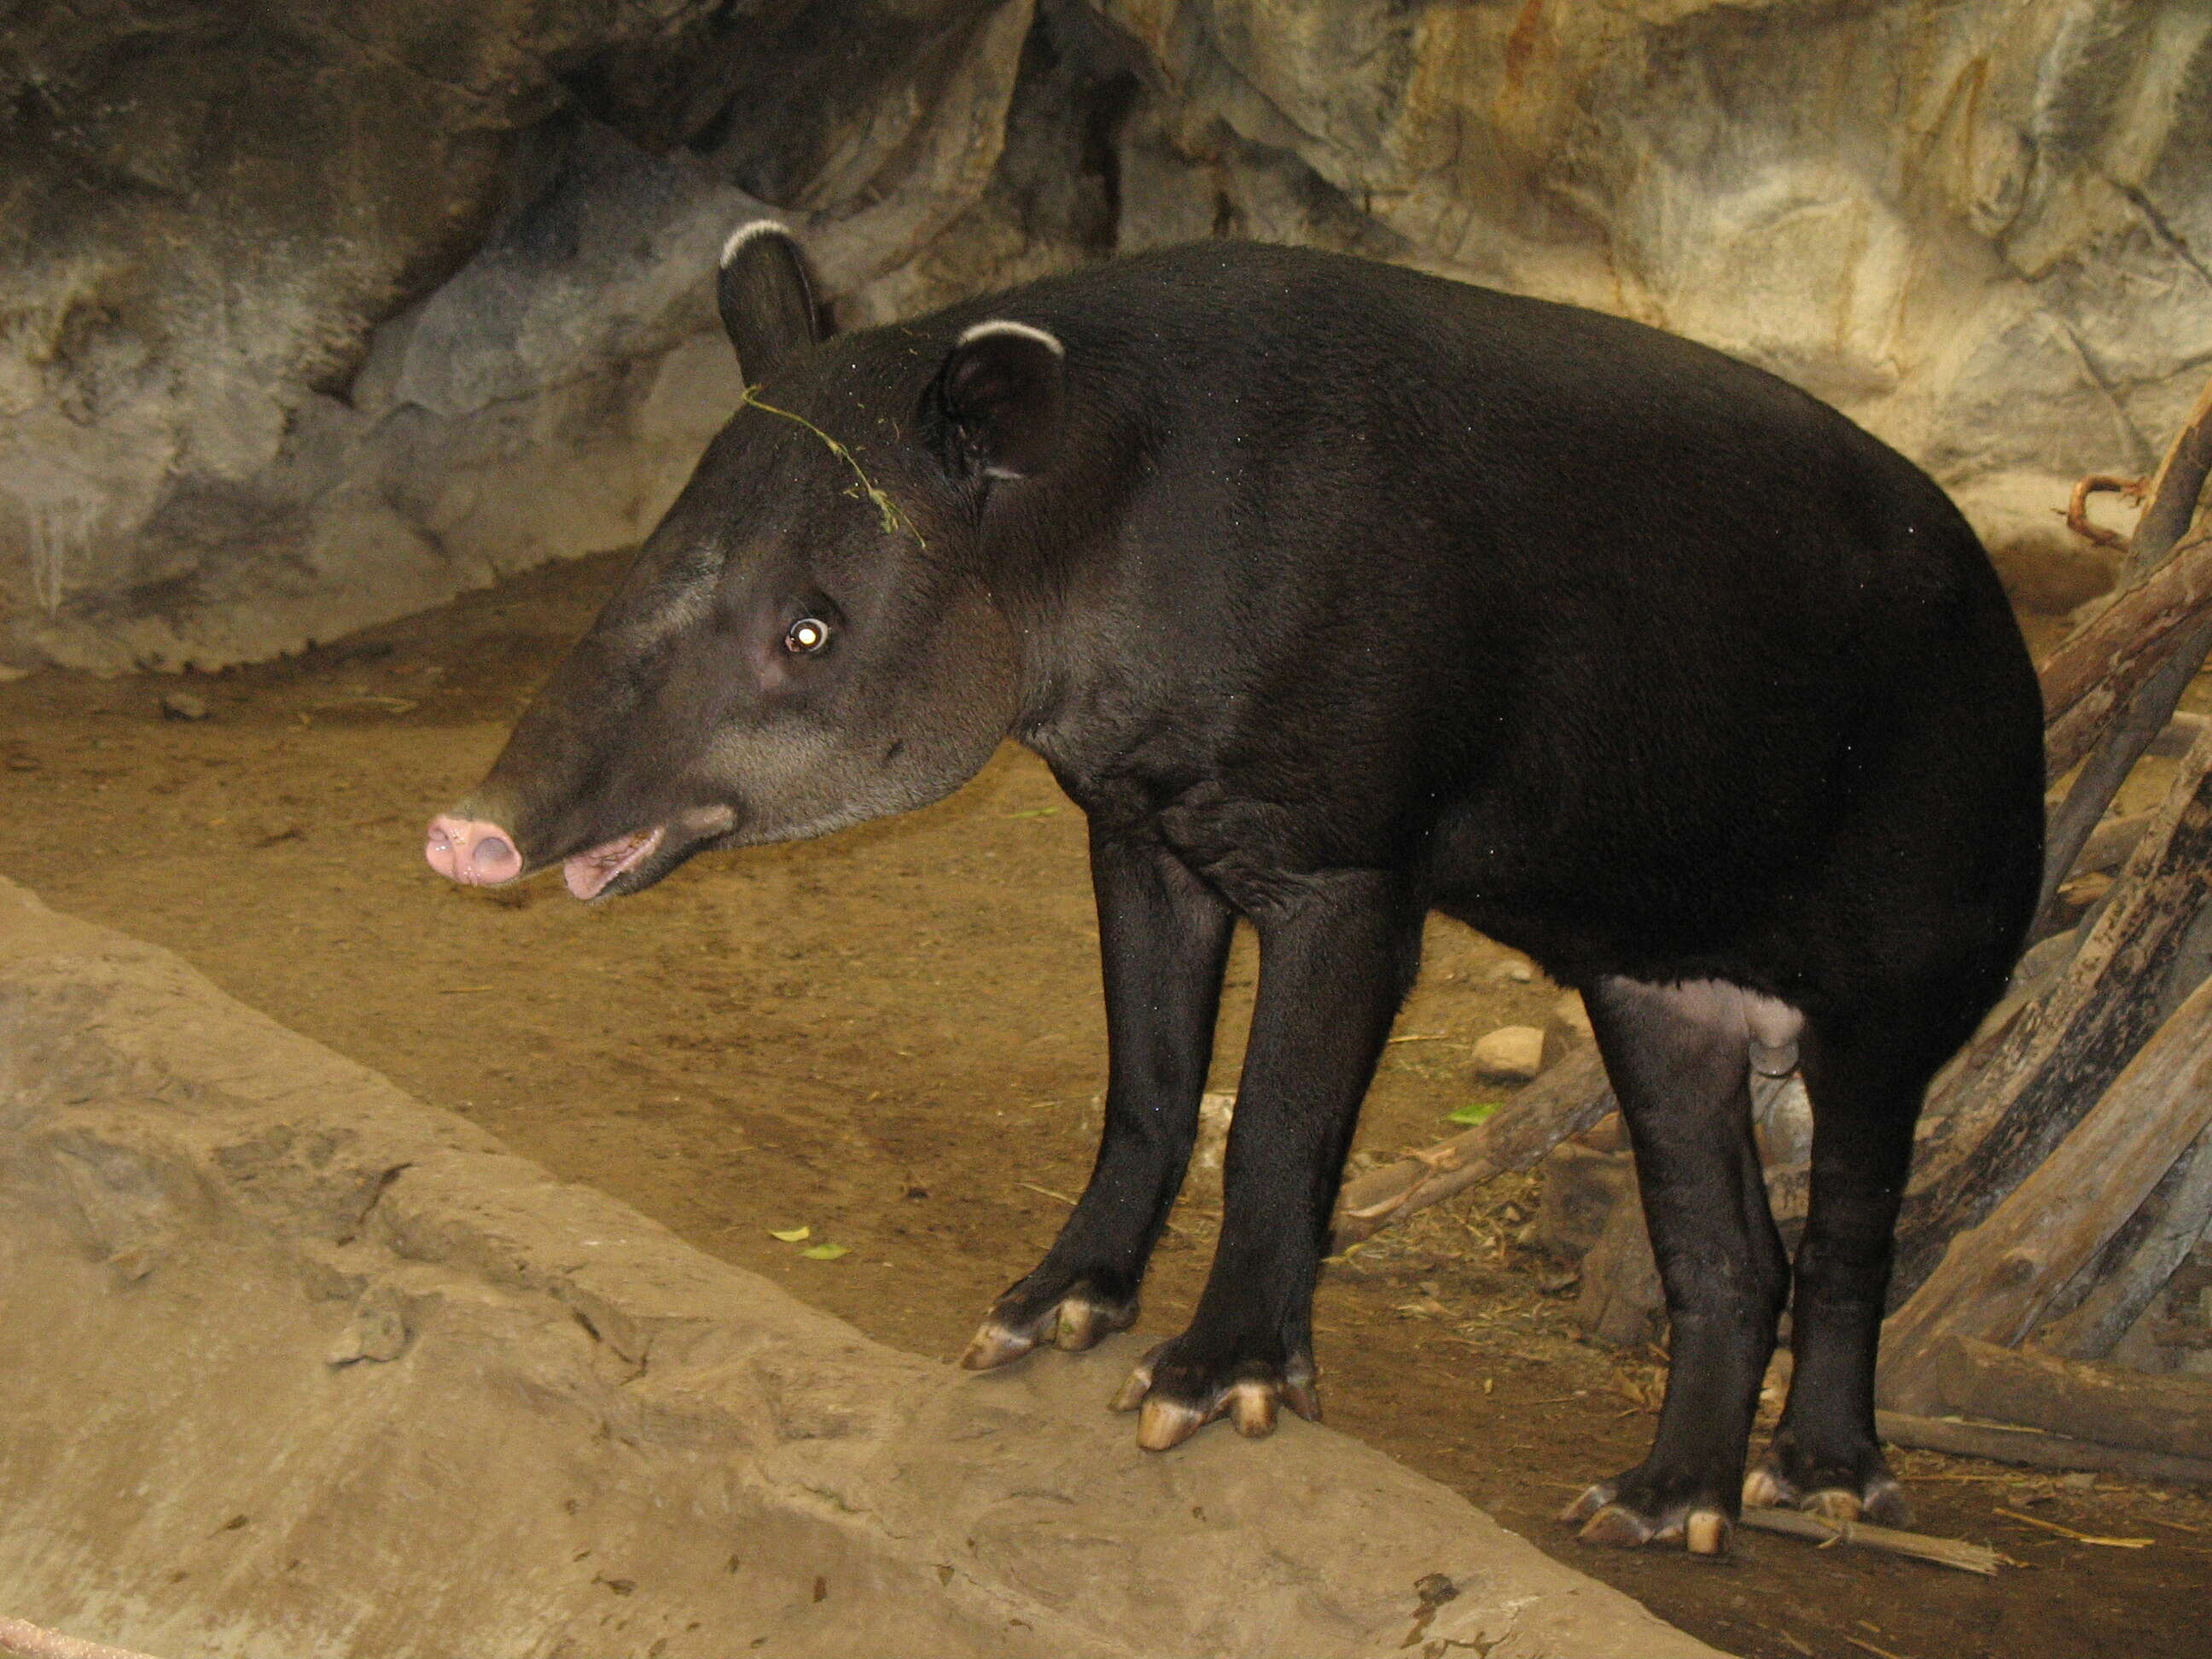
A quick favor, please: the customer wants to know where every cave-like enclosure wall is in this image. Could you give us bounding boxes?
[3,0,2208,671]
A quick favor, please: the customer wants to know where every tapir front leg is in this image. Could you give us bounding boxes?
[963,830,1234,1369]
[1111,870,1422,1447]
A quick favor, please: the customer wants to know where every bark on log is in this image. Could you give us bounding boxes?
[2151,709,2209,758]
[1330,1045,1610,1248]
[2035,370,2212,928]
[1882,969,2212,1409]
[2040,524,2212,782]
[1574,1176,1666,1348]
[1877,1411,2212,1488]
[2036,1121,2212,1360]
[1920,1336,2212,1461]
[2120,372,2212,587]
[1895,722,2212,1297]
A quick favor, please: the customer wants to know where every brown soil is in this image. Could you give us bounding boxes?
[3,554,2204,1659]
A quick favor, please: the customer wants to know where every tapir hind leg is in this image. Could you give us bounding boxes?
[1560,976,1790,1556]
[1743,1022,1930,1525]
[962,829,1234,1370]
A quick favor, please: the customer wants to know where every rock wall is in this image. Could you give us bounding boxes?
[4,0,2208,669]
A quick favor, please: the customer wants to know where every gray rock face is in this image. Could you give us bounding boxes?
[3,0,2207,667]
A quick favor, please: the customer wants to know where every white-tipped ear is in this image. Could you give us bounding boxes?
[717,220,824,385]
[956,318,1064,357]
[721,218,795,269]
[924,318,1067,481]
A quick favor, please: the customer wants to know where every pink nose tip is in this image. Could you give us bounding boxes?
[425,814,523,886]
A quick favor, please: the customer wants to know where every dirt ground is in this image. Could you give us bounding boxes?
[3,552,2206,1659]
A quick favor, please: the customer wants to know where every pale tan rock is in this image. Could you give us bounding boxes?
[0,875,1727,1659]
[1472,1023,1548,1082]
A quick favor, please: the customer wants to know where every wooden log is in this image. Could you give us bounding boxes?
[2120,370,2212,587]
[1881,969,2212,1409]
[2034,369,2212,926]
[2040,523,2212,782]
[2036,1120,2212,1360]
[1894,720,2212,1297]
[2075,810,2155,876]
[1877,1410,2212,1488]
[1574,1175,1665,1348]
[2151,709,2209,759]
[1922,1336,2212,1461]
[1330,1045,1610,1248]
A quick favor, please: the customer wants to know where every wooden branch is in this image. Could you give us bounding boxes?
[1895,721,2212,1296]
[0,1617,166,1659]
[2032,369,2212,928]
[2074,809,2154,876]
[2036,1120,2212,1359]
[2152,710,2210,758]
[1330,1045,1610,1248]
[2040,524,2212,781]
[1877,1410,2212,1488]
[1883,968,2212,1406]
[2034,609,2212,937]
[2121,370,2212,585]
[1737,1506,2001,1574]
[1919,1336,2212,1461]
[2065,472,2145,556]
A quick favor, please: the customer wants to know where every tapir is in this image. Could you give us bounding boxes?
[425,225,2045,1555]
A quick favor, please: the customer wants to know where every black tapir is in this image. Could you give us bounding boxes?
[425,226,2045,1555]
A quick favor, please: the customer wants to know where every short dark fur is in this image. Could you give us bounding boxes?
[449,239,2045,1546]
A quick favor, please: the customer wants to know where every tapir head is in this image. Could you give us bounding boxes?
[425,222,1066,899]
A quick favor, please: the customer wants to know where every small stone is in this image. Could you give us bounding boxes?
[1472,1024,1546,1081]
[1487,958,1536,983]
[328,1287,410,1365]
[159,690,210,721]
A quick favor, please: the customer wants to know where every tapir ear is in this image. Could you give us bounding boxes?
[718,220,826,387]
[923,319,1066,482]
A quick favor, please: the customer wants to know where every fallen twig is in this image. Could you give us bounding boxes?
[1994,1506,2153,1547]
[1738,1506,2003,1575]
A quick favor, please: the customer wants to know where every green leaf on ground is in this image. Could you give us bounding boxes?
[768,1225,812,1243]
[800,1243,851,1260]
[1447,1101,1503,1127]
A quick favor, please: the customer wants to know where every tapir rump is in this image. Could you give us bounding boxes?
[426,229,2045,1555]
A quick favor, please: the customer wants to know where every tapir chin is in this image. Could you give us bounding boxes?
[426,224,2045,1556]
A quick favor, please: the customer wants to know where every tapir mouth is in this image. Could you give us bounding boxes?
[563,825,666,900]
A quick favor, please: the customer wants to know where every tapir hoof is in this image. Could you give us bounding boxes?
[1559,1475,1735,1557]
[1108,1338,1322,1451]
[959,1291,1138,1371]
[1743,1449,1910,1528]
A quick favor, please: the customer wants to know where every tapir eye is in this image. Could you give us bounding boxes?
[784,616,831,655]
